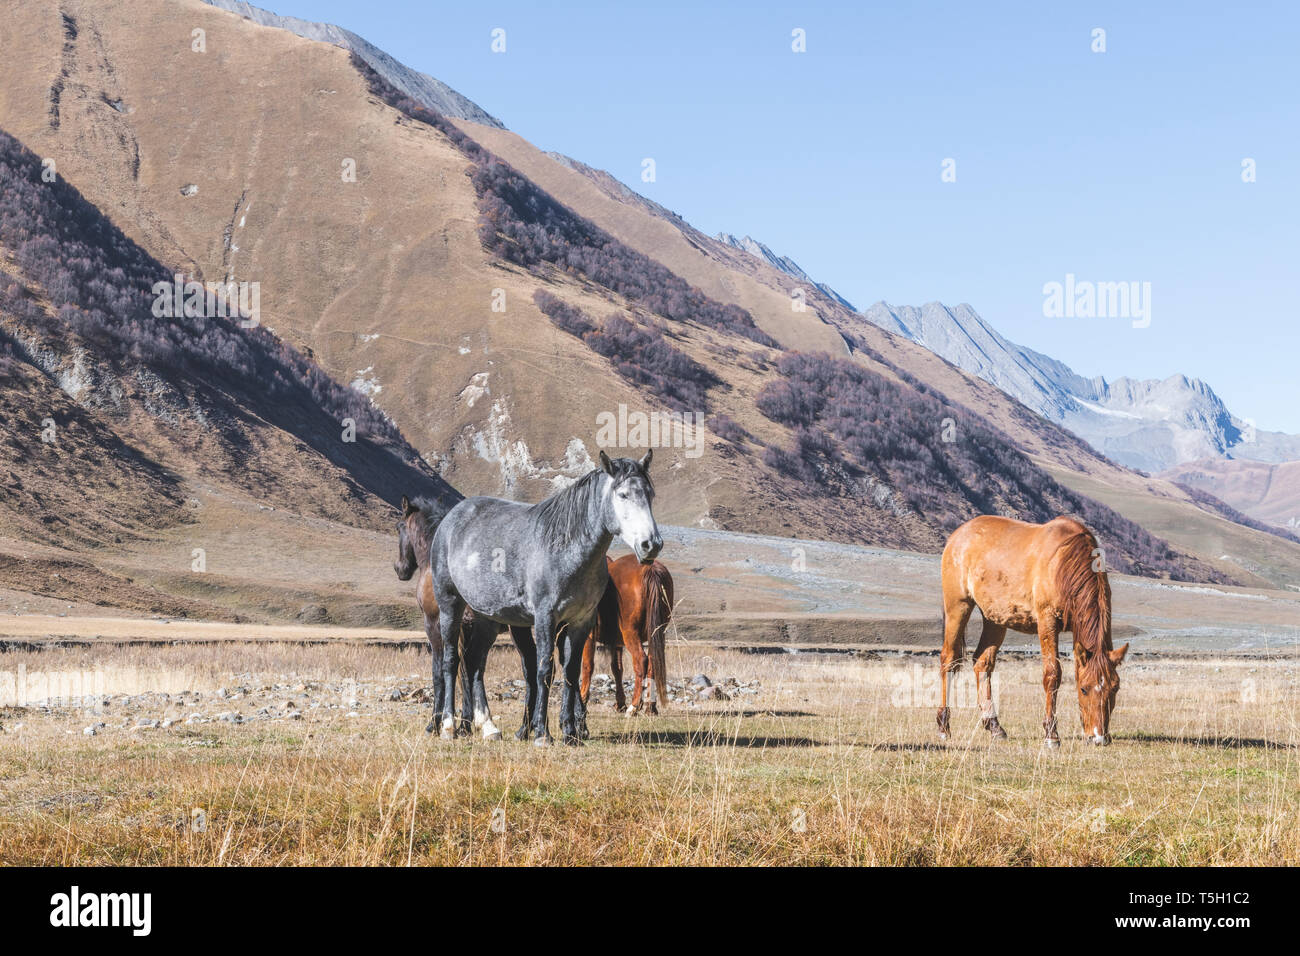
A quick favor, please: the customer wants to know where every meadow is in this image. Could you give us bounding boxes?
[1,641,1295,866]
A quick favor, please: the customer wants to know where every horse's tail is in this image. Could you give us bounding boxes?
[642,562,673,708]
[1053,528,1112,676]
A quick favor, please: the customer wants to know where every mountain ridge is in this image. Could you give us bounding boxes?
[4,0,1299,590]
[198,0,503,127]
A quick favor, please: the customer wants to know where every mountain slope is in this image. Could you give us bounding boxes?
[715,233,857,311]
[199,0,503,127]
[859,301,1300,473]
[3,0,1296,589]
[1163,458,1300,533]
[0,122,465,621]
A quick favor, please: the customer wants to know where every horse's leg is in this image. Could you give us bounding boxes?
[625,621,648,716]
[972,619,1008,738]
[531,610,557,747]
[437,596,466,740]
[509,625,536,741]
[577,629,594,740]
[580,628,595,706]
[637,612,659,716]
[1038,618,1062,749]
[456,618,477,738]
[938,598,973,739]
[424,610,444,734]
[609,644,626,712]
[468,620,501,741]
[558,624,588,746]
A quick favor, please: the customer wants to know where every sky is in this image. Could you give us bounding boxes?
[264,0,1300,431]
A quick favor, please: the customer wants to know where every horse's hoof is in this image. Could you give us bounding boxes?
[563,735,583,747]
[613,704,626,713]
[425,721,436,734]
[646,704,658,716]
[1044,738,1061,750]
[515,726,530,742]
[579,725,590,741]
[440,717,457,741]
[981,716,1007,739]
[533,735,553,748]
[626,705,639,717]
[482,719,503,741]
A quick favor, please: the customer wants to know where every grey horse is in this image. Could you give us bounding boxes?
[429,451,663,746]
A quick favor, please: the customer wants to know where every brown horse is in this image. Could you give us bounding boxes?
[394,495,533,741]
[938,515,1129,747]
[579,553,673,719]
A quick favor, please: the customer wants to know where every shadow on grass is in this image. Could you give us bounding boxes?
[609,730,821,748]
[1123,733,1295,750]
[868,742,949,752]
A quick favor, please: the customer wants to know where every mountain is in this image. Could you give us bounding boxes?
[4,0,1300,591]
[1163,458,1300,534]
[715,233,857,311]
[198,0,503,127]
[857,301,1300,476]
[0,124,459,620]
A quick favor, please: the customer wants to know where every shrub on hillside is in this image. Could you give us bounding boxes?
[0,130,400,445]
[533,289,719,411]
[353,54,774,347]
[756,351,1223,581]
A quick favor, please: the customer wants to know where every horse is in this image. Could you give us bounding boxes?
[937,514,1129,747]
[429,450,662,746]
[393,494,531,741]
[579,554,673,719]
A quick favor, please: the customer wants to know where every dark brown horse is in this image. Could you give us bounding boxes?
[938,515,1129,747]
[579,553,673,718]
[394,495,532,740]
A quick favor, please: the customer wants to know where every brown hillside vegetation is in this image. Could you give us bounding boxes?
[1,0,1297,595]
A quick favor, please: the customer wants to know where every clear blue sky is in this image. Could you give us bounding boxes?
[266,0,1299,432]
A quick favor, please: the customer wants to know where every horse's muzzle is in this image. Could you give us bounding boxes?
[1088,733,1112,746]
[637,536,663,564]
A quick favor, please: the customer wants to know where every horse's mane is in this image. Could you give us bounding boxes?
[529,459,651,549]
[1053,528,1114,684]
[406,495,448,565]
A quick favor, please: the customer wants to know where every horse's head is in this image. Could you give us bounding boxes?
[599,450,662,564]
[1074,641,1129,744]
[394,495,419,581]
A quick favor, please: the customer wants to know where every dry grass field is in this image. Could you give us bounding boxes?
[1,640,1296,866]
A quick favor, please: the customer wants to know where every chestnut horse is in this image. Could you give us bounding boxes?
[579,553,673,718]
[394,495,532,741]
[938,515,1129,747]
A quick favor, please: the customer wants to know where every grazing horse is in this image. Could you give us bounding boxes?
[937,515,1129,747]
[429,450,662,746]
[579,554,673,718]
[393,495,529,740]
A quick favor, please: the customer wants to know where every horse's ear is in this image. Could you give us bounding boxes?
[599,450,614,475]
[1109,642,1130,665]
[639,449,652,474]
[400,495,413,515]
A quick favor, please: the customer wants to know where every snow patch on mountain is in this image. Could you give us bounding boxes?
[856,301,1300,473]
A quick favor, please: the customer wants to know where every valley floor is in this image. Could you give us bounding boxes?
[0,641,1296,865]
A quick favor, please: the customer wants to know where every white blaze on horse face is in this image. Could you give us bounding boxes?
[610,481,660,560]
